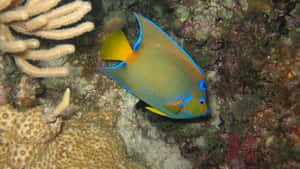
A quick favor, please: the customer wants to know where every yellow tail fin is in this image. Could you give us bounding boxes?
[100,30,133,62]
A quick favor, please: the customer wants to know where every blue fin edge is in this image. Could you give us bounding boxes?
[99,61,126,70]
[133,12,205,77]
[97,66,137,96]
[133,14,143,51]
[98,12,143,70]
[97,14,140,96]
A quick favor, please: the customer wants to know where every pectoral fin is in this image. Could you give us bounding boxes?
[164,105,182,114]
[163,98,184,114]
[145,107,168,117]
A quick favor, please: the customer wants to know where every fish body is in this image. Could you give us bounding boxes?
[98,13,210,119]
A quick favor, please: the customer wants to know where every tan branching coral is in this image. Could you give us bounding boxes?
[0,0,94,77]
[45,88,70,122]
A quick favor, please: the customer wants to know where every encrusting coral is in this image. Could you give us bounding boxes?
[0,88,69,168]
[0,105,63,168]
[39,119,146,169]
[0,0,94,77]
[0,88,146,168]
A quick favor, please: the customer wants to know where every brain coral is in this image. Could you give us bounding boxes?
[0,105,146,169]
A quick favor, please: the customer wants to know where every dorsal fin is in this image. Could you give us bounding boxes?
[134,13,205,80]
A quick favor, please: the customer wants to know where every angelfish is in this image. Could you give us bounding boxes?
[98,13,210,119]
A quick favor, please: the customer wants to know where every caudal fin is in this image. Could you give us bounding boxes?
[100,30,133,62]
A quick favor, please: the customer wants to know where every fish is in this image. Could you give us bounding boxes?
[97,13,210,119]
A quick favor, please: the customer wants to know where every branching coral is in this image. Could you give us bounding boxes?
[0,0,94,77]
[44,88,70,122]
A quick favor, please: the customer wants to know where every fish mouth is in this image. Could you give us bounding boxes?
[206,109,210,115]
[198,109,210,117]
[183,109,210,118]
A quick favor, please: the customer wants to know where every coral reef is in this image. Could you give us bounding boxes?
[15,75,43,108]
[42,119,146,169]
[0,83,7,105]
[171,0,248,42]
[0,54,8,105]
[0,96,146,168]
[0,87,69,168]
[0,0,94,77]
[94,0,298,168]
[81,0,298,168]
[166,0,299,168]
[1,0,299,168]
[0,105,62,168]
[98,88,193,169]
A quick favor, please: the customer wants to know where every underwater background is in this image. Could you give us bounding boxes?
[0,0,299,168]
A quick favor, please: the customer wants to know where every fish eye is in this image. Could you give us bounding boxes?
[198,98,206,106]
[199,80,206,92]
